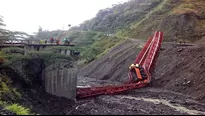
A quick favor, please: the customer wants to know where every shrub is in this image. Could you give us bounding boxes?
[5,103,31,115]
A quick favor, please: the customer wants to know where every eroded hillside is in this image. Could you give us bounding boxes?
[71,0,205,42]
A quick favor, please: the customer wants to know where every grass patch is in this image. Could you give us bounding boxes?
[44,46,80,52]
[96,38,126,59]
[5,103,31,115]
[131,0,169,29]
[1,47,25,55]
[171,2,198,15]
[0,82,9,93]
[0,75,32,115]
[81,35,125,63]
[0,75,21,102]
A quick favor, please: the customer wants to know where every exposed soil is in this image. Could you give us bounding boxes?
[80,39,205,103]
[79,39,145,83]
[69,87,205,115]
[153,42,205,103]
[19,87,76,115]
[75,39,205,115]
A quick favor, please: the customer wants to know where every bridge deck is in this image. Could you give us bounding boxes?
[0,43,75,47]
[0,39,75,47]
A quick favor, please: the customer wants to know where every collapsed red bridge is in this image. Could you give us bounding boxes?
[77,31,164,98]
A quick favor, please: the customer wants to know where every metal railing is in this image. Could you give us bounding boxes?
[0,39,73,46]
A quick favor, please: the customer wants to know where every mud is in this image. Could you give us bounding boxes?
[68,87,205,115]
[74,39,205,115]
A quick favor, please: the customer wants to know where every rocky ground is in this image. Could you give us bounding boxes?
[68,87,205,115]
[73,39,205,115]
[71,74,205,115]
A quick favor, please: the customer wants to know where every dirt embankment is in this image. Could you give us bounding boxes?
[80,39,205,103]
[153,42,205,103]
[79,39,144,83]
[73,39,205,115]
[0,66,76,115]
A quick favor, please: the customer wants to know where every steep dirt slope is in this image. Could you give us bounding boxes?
[79,39,145,83]
[79,39,205,104]
[153,42,205,103]
[195,36,205,44]
[74,40,205,115]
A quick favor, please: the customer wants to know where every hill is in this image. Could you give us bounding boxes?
[31,0,205,64]
[71,0,205,42]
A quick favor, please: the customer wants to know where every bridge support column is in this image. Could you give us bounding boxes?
[66,50,70,56]
[61,49,65,55]
[39,46,44,51]
[24,45,29,55]
[43,61,78,99]
[30,46,35,51]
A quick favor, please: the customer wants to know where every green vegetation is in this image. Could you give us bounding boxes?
[70,0,163,34]
[5,103,31,115]
[0,16,9,38]
[0,51,6,63]
[96,37,126,59]
[1,0,205,114]
[37,30,125,63]
[68,0,205,43]
[1,47,25,55]
[0,75,21,102]
[29,0,205,63]
[0,74,31,115]
[68,31,106,47]
[45,46,77,51]
[0,46,76,87]
[0,45,76,114]
[0,100,32,115]
[1,16,31,42]
[78,35,125,63]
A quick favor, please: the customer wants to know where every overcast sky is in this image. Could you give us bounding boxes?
[0,0,128,34]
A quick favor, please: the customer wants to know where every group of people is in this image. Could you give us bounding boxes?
[48,37,60,45]
[39,37,70,45]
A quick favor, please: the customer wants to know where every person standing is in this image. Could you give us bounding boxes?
[50,37,54,44]
[56,38,60,45]
[45,39,47,44]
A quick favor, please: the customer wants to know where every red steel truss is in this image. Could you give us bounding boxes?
[77,31,164,98]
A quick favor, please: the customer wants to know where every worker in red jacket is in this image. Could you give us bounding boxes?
[50,37,54,44]
[56,38,60,45]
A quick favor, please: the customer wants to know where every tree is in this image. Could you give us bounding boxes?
[68,24,71,27]
[38,26,43,32]
[69,0,162,34]
[0,16,10,40]
[0,16,31,42]
[0,15,5,26]
[2,48,76,86]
